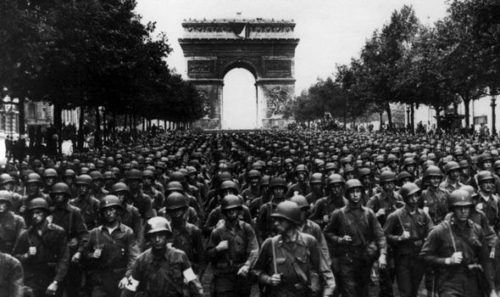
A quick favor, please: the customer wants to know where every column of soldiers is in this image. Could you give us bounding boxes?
[2,130,500,297]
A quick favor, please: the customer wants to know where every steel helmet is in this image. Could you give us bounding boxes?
[261,175,271,187]
[310,173,323,184]
[477,170,495,184]
[220,180,239,193]
[111,182,130,194]
[269,177,287,189]
[327,174,345,186]
[63,169,76,178]
[103,171,115,180]
[444,161,460,173]
[449,189,473,207]
[50,182,71,197]
[26,173,42,184]
[423,166,443,179]
[186,166,197,175]
[0,190,13,207]
[100,195,122,211]
[27,198,50,212]
[494,160,500,170]
[325,162,338,171]
[295,164,308,173]
[76,174,92,186]
[43,168,58,179]
[142,169,155,179]
[403,157,416,166]
[397,171,412,182]
[0,173,14,185]
[165,192,188,210]
[247,169,262,179]
[290,194,309,210]
[358,167,372,178]
[221,194,243,211]
[271,201,301,225]
[125,169,142,181]
[399,183,420,199]
[169,171,186,183]
[380,171,397,183]
[345,179,363,192]
[479,153,494,164]
[166,181,184,193]
[145,216,172,236]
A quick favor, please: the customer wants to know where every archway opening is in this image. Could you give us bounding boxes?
[222,68,257,129]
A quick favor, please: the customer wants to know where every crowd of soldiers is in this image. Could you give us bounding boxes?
[1,129,500,297]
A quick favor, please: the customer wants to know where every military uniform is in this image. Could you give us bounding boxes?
[420,216,494,297]
[384,206,434,297]
[207,220,259,297]
[309,196,347,229]
[421,187,450,224]
[0,251,24,297]
[126,246,203,297]
[70,194,101,230]
[0,210,26,254]
[252,232,335,297]
[324,204,387,297]
[13,221,69,297]
[170,220,205,274]
[83,224,139,297]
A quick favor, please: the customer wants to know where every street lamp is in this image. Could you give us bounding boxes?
[487,87,497,136]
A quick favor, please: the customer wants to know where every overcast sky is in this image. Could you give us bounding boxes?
[136,0,449,93]
[135,0,449,128]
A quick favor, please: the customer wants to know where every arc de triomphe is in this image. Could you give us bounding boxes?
[179,18,299,129]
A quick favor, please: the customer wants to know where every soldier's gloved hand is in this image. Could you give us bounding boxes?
[375,209,386,217]
[72,252,81,263]
[445,252,463,265]
[340,235,352,244]
[378,254,387,270]
[237,265,249,277]
[46,281,58,296]
[269,274,281,286]
[118,277,129,289]
[215,240,229,252]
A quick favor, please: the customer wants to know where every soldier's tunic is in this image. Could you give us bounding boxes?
[83,223,139,297]
[0,251,24,297]
[384,206,434,297]
[13,221,69,297]
[0,211,26,253]
[324,204,387,297]
[252,232,335,297]
[420,216,495,297]
[127,247,204,297]
[207,220,259,297]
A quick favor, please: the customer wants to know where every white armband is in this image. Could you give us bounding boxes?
[183,268,197,283]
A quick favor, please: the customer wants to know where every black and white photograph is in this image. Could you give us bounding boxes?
[1,0,500,296]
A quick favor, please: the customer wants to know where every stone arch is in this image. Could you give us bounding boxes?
[179,18,299,129]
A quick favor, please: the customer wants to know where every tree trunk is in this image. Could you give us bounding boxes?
[379,111,383,130]
[385,103,393,129]
[123,114,127,131]
[18,97,25,135]
[77,106,85,150]
[102,108,107,144]
[411,105,415,131]
[95,106,101,149]
[463,97,471,129]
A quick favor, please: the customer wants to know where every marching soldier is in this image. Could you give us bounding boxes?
[0,250,24,297]
[324,179,387,297]
[13,198,69,297]
[309,174,347,229]
[420,189,497,297]
[83,195,139,297]
[69,174,101,230]
[252,200,336,297]
[207,194,259,297]
[0,190,26,254]
[384,183,433,297]
[123,216,204,297]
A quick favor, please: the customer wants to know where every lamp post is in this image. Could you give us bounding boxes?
[489,86,497,136]
[406,105,411,130]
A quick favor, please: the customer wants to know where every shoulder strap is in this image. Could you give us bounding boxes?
[445,221,457,252]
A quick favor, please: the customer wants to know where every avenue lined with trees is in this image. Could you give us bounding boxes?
[0,0,204,149]
[288,0,500,131]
